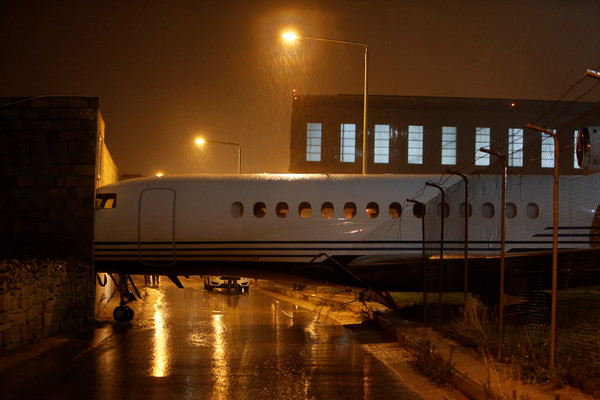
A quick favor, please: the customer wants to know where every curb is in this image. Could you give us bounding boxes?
[375,315,488,400]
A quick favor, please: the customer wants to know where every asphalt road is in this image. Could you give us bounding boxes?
[6,277,429,400]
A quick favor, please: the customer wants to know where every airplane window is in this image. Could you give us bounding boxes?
[321,202,334,219]
[298,202,311,218]
[366,202,379,218]
[344,202,357,218]
[412,203,426,218]
[253,202,266,218]
[436,202,450,218]
[482,202,495,219]
[389,202,402,219]
[95,193,116,209]
[459,202,472,219]
[526,202,539,219]
[231,202,243,218]
[506,202,517,219]
[276,202,289,218]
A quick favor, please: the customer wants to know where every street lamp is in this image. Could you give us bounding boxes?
[283,32,369,174]
[195,138,241,174]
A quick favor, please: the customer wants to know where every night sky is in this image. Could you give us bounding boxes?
[1,0,599,176]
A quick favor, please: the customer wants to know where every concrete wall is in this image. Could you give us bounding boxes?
[0,96,119,349]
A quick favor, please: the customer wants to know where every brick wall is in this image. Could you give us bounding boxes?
[0,96,119,349]
[0,96,101,260]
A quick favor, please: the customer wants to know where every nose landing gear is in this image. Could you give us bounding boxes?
[113,273,141,322]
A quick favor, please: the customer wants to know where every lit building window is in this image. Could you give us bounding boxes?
[541,130,556,168]
[306,123,321,162]
[475,127,490,166]
[408,125,423,164]
[574,130,581,169]
[374,124,390,164]
[340,123,356,163]
[441,126,457,165]
[508,128,524,167]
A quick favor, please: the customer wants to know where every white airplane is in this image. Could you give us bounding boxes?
[94,127,600,321]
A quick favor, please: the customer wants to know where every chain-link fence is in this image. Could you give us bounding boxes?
[404,81,600,392]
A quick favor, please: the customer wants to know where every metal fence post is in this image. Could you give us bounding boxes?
[479,148,507,360]
[426,182,445,326]
[408,199,427,323]
[447,170,470,306]
[526,123,559,370]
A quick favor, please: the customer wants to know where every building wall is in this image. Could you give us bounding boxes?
[0,96,119,349]
[0,96,102,259]
[290,95,600,175]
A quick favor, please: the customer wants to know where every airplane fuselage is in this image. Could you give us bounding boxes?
[93,172,600,290]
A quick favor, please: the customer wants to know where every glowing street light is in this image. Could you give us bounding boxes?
[283,32,369,174]
[282,33,298,41]
[195,138,241,174]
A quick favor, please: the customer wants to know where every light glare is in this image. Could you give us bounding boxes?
[282,32,298,41]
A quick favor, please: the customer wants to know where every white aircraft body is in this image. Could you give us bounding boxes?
[94,127,600,321]
[94,174,446,284]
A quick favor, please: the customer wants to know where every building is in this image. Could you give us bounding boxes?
[289,95,600,175]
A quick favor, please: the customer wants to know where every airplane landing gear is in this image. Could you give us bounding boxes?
[113,272,140,322]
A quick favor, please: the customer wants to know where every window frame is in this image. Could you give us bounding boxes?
[407,125,423,165]
[475,127,491,166]
[340,123,356,163]
[306,123,322,162]
[441,126,457,166]
[373,124,390,164]
[508,128,524,167]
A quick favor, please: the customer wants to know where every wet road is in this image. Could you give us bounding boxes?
[13,278,424,399]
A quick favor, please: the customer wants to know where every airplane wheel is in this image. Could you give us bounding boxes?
[113,306,128,322]
[113,306,134,322]
[126,306,134,321]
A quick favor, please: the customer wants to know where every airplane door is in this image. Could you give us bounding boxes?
[138,188,176,265]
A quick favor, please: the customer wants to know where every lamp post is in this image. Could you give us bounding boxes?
[283,33,369,174]
[195,138,241,174]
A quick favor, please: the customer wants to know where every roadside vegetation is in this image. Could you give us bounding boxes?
[386,289,600,397]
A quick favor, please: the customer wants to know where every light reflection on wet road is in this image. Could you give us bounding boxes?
[18,278,421,399]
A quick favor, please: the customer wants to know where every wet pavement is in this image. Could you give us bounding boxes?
[2,277,425,399]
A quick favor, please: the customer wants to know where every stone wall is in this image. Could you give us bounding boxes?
[0,259,94,349]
